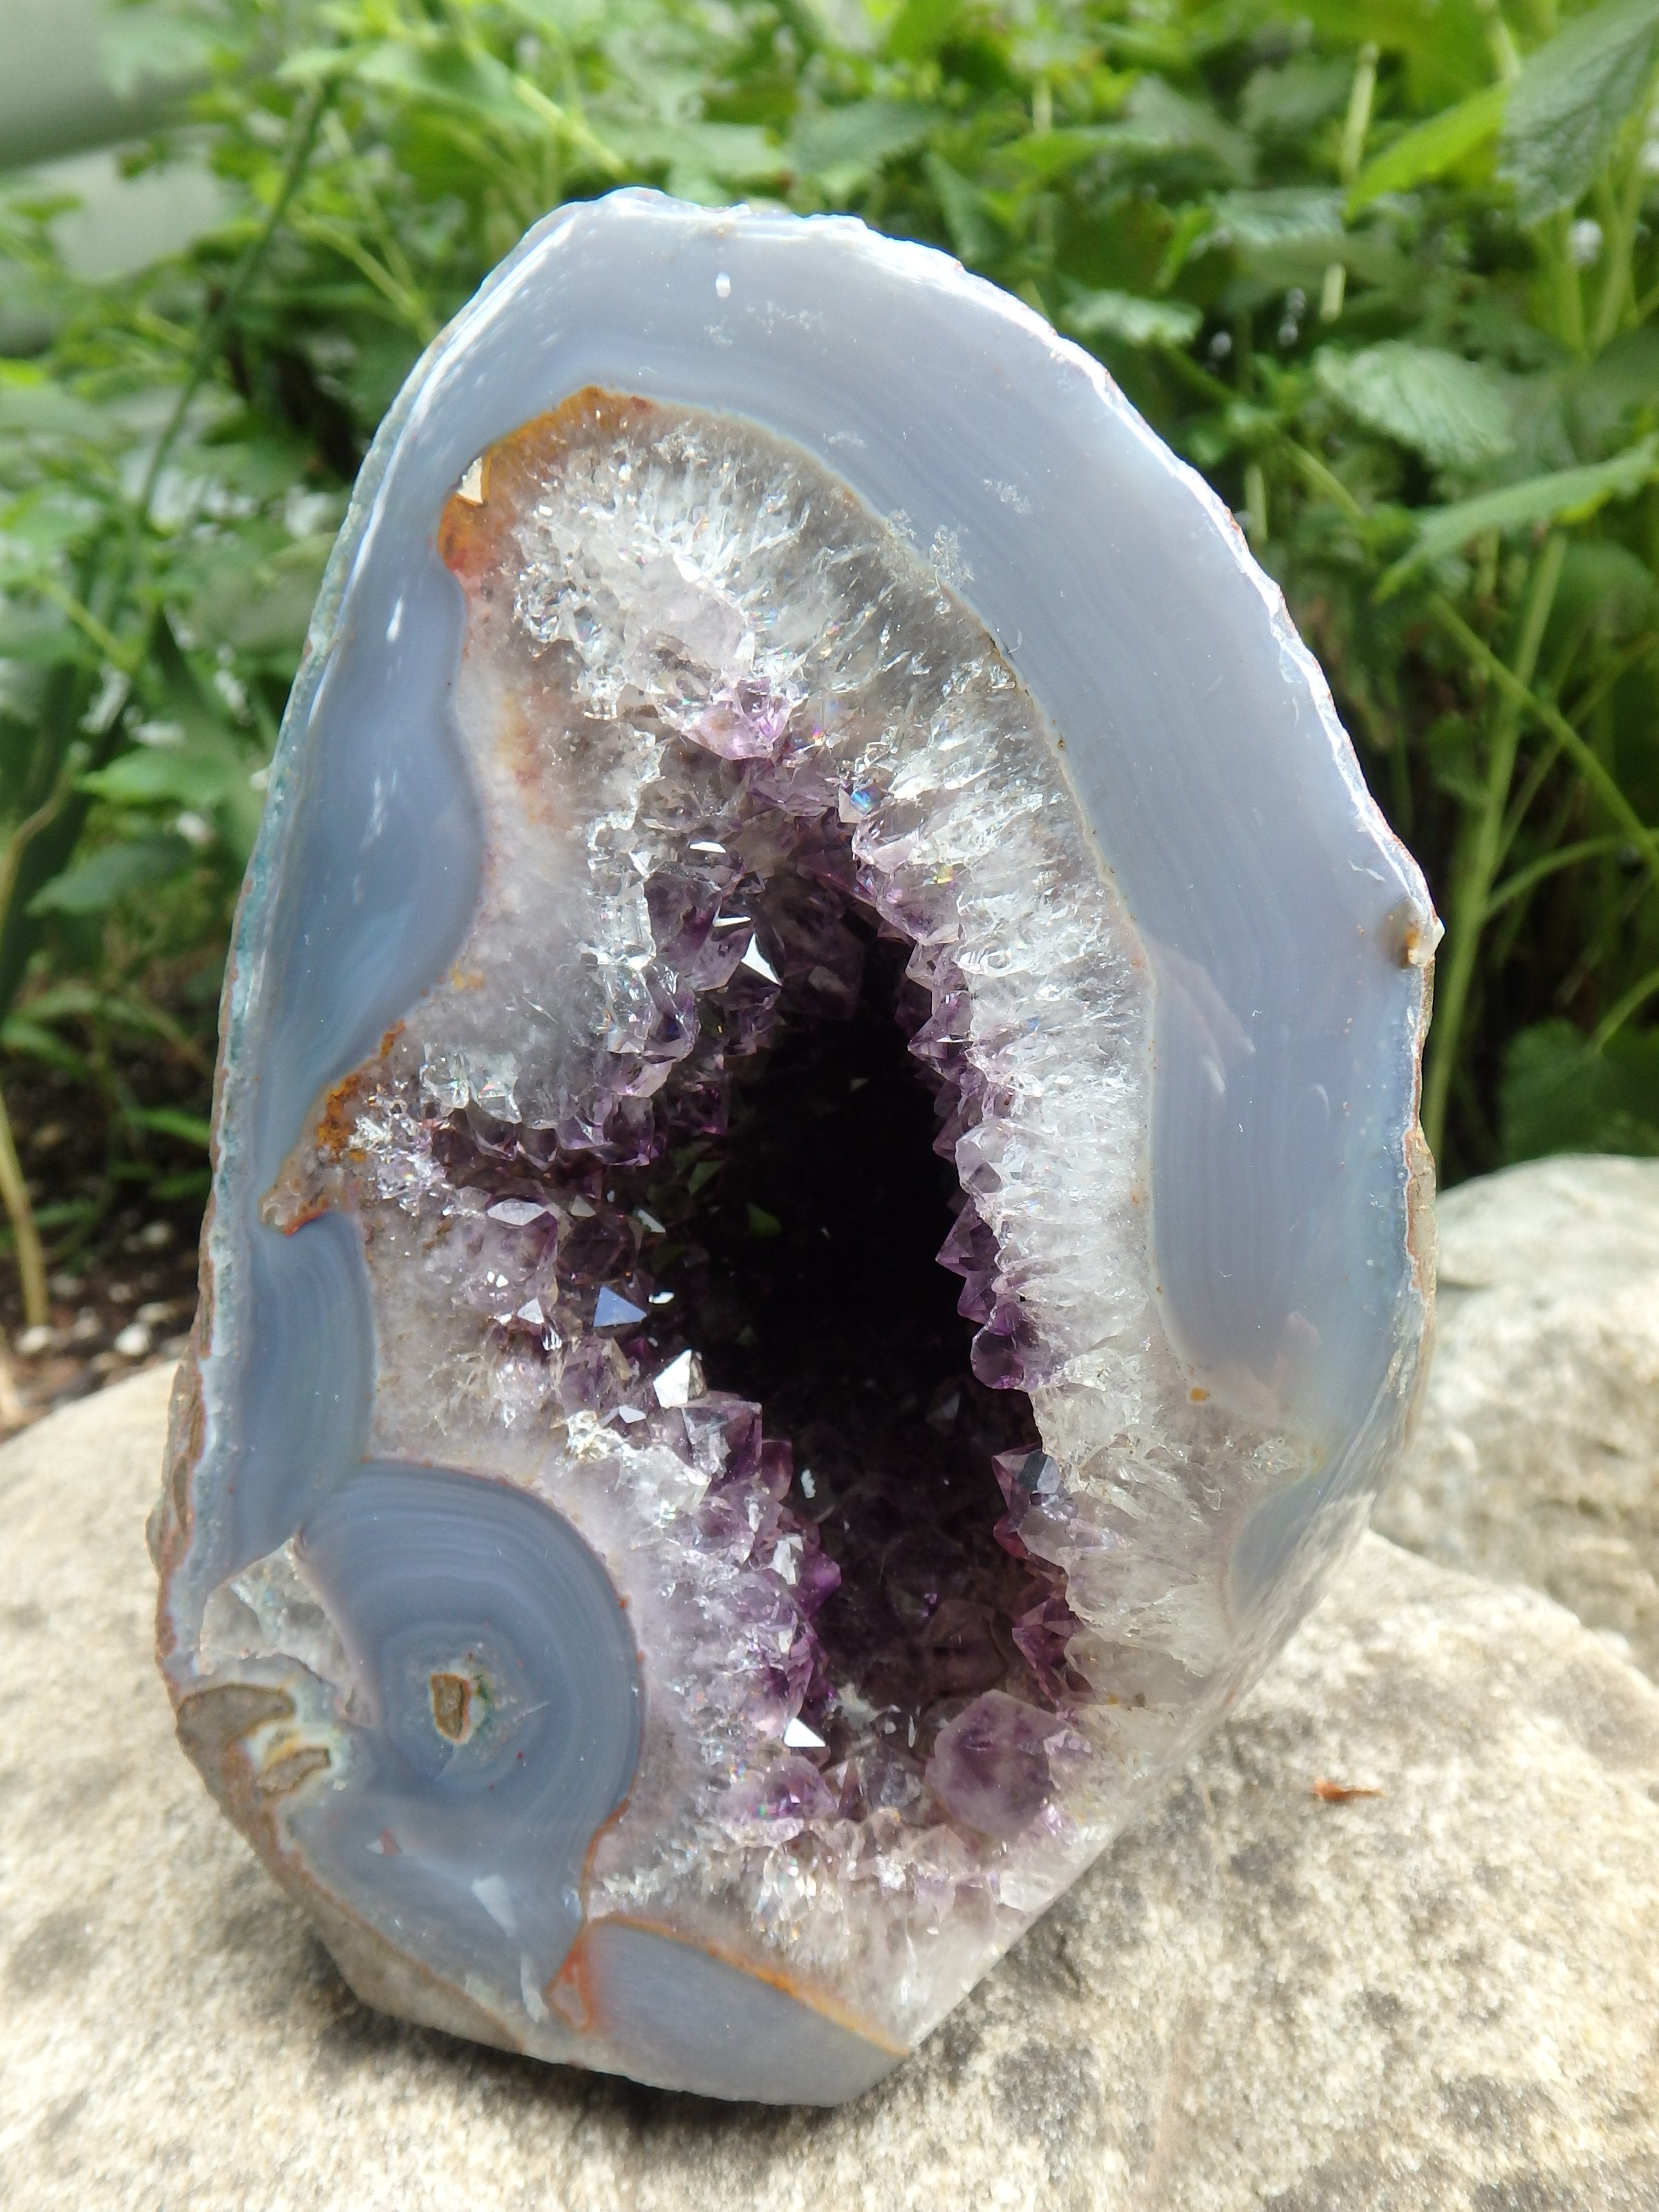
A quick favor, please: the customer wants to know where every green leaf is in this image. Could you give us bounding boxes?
[886,0,962,65]
[1205,188,1347,252]
[1315,343,1514,469]
[27,834,194,917]
[130,1105,214,1149]
[1500,0,1659,225]
[1065,289,1202,349]
[1347,82,1508,214]
[1098,77,1253,185]
[997,128,1121,182]
[0,612,85,667]
[1550,541,1659,640]
[0,1015,90,1077]
[1566,324,1659,449]
[191,533,333,658]
[610,121,786,189]
[924,153,1004,265]
[351,39,528,131]
[1500,1018,1659,1160]
[150,1168,212,1200]
[1241,57,1353,140]
[745,1203,782,1239]
[1380,437,1659,592]
[788,101,937,189]
[79,744,238,812]
[0,368,104,440]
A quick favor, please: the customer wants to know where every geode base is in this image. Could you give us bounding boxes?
[155,195,1435,2104]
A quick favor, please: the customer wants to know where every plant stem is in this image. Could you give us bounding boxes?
[137,81,332,521]
[1322,41,1378,322]
[1485,834,1625,915]
[1591,146,1647,348]
[1431,593,1659,899]
[1591,962,1659,1049]
[1244,460,1269,543]
[1280,435,1365,519]
[1546,212,1586,353]
[0,83,332,1047]
[0,1080,48,1330]
[1564,630,1659,727]
[0,762,77,940]
[1421,534,1567,1161]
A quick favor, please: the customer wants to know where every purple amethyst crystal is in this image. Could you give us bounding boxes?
[154,194,1436,2106]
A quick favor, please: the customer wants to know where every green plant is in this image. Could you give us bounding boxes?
[3,0,1658,1323]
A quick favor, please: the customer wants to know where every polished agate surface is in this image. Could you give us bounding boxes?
[154,193,1436,2106]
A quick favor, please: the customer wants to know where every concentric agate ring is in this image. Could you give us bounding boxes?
[153,190,1436,2106]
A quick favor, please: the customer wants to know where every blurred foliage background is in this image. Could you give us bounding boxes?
[1,0,1658,1328]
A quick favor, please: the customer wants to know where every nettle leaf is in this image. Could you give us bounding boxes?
[79,744,237,811]
[1241,57,1352,141]
[1101,78,1254,184]
[1205,188,1347,252]
[997,128,1122,183]
[611,122,786,189]
[352,37,527,131]
[1570,326,1659,447]
[1315,343,1514,470]
[1065,289,1201,348]
[0,367,105,441]
[28,834,194,917]
[1380,436,1659,592]
[925,154,1005,266]
[1348,82,1508,214]
[1501,0,1659,225]
[787,102,937,190]
[886,0,962,66]
[1501,1018,1659,1160]
[1551,541,1659,640]
[191,532,336,658]
[0,611,86,667]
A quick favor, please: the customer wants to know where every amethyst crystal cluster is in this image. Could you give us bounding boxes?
[154,196,1436,2105]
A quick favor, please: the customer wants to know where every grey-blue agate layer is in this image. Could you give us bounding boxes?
[156,191,1436,2106]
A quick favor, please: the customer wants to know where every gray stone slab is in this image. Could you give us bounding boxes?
[5,1361,1659,2207]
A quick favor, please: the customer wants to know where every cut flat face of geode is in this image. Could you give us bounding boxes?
[154,194,1437,2106]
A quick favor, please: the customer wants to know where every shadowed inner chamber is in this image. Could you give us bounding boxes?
[433,849,1067,1764]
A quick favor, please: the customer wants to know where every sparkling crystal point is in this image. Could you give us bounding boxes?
[154,191,1436,2107]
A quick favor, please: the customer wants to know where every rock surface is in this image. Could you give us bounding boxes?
[6,1364,1659,2207]
[1377,1154,1659,1679]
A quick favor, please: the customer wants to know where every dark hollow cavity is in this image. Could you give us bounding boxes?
[400,694,1100,1832]
[644,928,1046,1761]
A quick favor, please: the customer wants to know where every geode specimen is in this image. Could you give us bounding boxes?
[153,193,1437,2106]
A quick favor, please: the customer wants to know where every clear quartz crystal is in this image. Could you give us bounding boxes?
[256,393,1313,2044]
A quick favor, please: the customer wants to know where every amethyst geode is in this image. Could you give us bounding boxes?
[153,194,1437,2105]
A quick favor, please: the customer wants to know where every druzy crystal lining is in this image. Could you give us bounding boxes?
[238,393,1315,2056]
